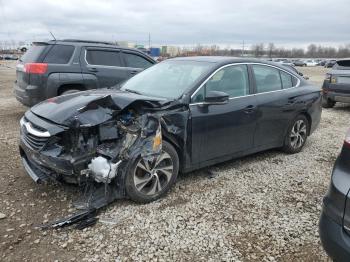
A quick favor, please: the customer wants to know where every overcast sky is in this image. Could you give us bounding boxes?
[0,0,349,48]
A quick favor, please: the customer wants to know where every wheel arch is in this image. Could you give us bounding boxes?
[298,111,312,136]
[161,134,184,173]
[57,83,86,95]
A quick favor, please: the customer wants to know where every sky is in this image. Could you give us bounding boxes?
[0,0,349,49]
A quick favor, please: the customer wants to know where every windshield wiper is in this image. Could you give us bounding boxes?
[124,88,142,95]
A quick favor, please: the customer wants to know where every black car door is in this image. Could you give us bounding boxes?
[121,52,154,78]
[81,47,129,88]
[190,64,258,164]
[251,64,301,147]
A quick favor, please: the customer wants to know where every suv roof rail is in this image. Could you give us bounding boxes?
[60,39,119,46]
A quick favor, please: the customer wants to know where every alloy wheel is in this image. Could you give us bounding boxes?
[133,151,174,196]
[290,120,307,149]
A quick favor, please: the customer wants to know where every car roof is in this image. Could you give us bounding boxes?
[33,39,148,53]
[168,56,289,67]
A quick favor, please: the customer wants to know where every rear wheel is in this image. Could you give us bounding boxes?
[282,115,309,154]
[322,98,336,108]
[125,141,179,203]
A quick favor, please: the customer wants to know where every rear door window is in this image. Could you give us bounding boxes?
[43,44,74,64]
[20,44,47,62]
[86,50,122,67]
[123,53,153,69]
[252,65,282,93]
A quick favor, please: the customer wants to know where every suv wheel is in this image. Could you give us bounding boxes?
[282,115,309,154]
[322,98,336,108]
[125,141,179,203]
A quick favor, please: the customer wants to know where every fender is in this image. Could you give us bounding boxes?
[81,73,99,90]
[46,72,86,98]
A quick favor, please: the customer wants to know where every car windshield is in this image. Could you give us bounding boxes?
[120,60,212,99]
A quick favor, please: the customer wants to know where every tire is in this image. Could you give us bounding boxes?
[282,115,309,154]
[60,89,81,95]
[125,141,179,203]
[322,98,336,108]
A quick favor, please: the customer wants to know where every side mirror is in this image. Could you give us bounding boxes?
[205,91,229,104]
[298,72,304,76]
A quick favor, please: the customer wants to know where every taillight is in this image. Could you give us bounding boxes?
[24,63,48,74]
[344,128,350,148]
[330,76,337,84]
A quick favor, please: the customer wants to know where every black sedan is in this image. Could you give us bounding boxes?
[19,57,322,204]
[320,129,350,261]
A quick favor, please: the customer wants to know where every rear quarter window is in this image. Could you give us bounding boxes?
[280,71,294,89]
[123,53,153,69]
[43,45,75,64]
[20,44,47,62]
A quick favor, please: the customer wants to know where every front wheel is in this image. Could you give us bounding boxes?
[125,141,179,203]
[282,115,309,154]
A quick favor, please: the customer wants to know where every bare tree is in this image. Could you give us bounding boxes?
[267,43,275,58]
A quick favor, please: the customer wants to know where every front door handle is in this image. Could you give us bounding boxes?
[130,70,139,75]
[244,105,255,114]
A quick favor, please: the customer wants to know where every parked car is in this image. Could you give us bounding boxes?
[322,59,350,108]
[319,60,327,66]
[320,128,350,261]
[3,54,17,60]
[19,57,322,204]
[325,59,337,68]
[293,60,307,67]
[305,60,318,66]
[274,59,293,66]
[14,39,156,107]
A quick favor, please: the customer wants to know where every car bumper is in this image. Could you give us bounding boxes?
[14,82,42,107]
[319,211,350,261]
[323,91,350,103]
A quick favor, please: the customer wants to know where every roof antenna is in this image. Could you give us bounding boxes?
[49,31,56,41]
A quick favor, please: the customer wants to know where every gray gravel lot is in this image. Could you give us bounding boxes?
[0,62,343,261]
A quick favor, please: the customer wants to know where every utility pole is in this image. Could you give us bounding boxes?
[148,33,151,49]
[241,40,245,57]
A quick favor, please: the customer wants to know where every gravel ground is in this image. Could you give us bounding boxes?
[0,61,343,261]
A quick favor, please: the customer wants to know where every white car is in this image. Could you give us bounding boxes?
[305,60,318,66]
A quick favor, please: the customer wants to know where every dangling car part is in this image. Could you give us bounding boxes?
[19,57,322,210]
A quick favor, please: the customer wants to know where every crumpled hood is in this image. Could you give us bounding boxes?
[31,89,166,126]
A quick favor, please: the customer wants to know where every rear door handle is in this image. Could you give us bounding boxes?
[130,70,139,75]
[88,67,98,72]
[244,105,256,114]
[286,98,296,105]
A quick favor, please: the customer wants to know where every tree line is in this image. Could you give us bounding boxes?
[251,43,350,58]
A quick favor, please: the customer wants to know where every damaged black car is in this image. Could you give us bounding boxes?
[19,57,322,206]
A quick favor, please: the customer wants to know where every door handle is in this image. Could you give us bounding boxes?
[244,105,255,114]
[88,67,98,72]
[286,98,296,105]
[130,70,139,75]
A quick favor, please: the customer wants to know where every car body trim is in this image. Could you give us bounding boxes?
[20,117,51,137]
